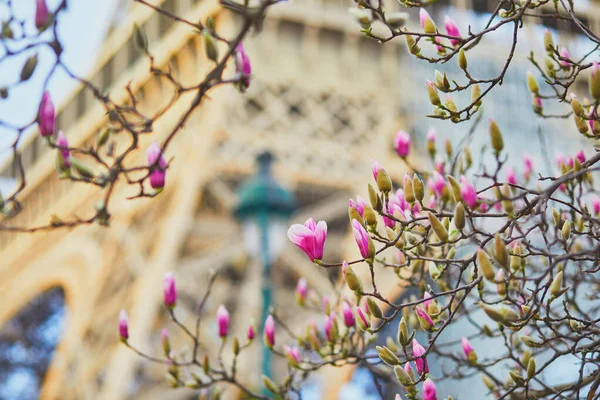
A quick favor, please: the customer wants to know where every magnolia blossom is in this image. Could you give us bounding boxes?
[444,16,461,46]
[427,129,436,143]
[264,315,275,347]
[119,309,129,340]
[355,306,368,327]
[163,272,177,307]
[56,131,70,168]
[234,43,252,91]
[349,196,366,218]
[460,176,477,209]
[287,218,327,261]
[506,167,516,185]
[423,292,432,309]
[576,150,586,164]
[247,324,255,341]
[342,301,355,328]
[461,337,474,358]
[351,219,372,259]
[423,379,438,400]
[35,0,50,29]
[372,159,384,181]
[559,47,570,67]
[523,153,533,179]
[284,345,301,365]
[419,8,434,30]
[146,142,168,189]
[217,305,230,337]
[296,278,308,304]
[431,172,445,196]
[394,130,411,157]
[412,339,429,375]
[415,306,434,330]
[593,197,600,215]
[38,91,55,137]
[556,153,566,168]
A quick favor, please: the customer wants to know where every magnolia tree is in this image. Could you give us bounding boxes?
[2,0,600,399]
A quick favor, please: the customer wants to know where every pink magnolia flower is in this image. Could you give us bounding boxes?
[284,345,301,365]
[349,196,366,218]
[296,278,308,305]
[352,219,372,259]
[324,314,335,341]
[56,131,70,168]
[523,153,533,180]
[423,292,432,309]
[427,194,437,209]
[217,304,230,337]
[412,339,429,375]
[419,8,433,29]
[287,218,327,262]
[423,379,438,400]
[431,171,446,196]
[163,272,177,308]
[415,307,434,330]
[479,201,489,213]
[559,47,570,68]
[234,43,252,91]
[593,197,600,215]
[394,130,411,158]
[264,315,275,347]
[461,337,474,358]
[556,153,566,168]
[460,176,477,209]
[444,16,461,46]
[355,306,368,327]
[372,159,384,181]
[118,309,129,340]
[435,159,445,174]
[576,150,586,164]
[506,167,516,185]
[247,324,255,341]
[147,142,168,189]
[342,301,355,328]
[427,129,436,143]
[35,0,50,30]
[38,91,55,137]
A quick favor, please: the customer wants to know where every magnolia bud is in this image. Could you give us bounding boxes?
[367,298,383,319]
[520,335,541,348]
[348,7,372,29]
[543,29,554,52]
[493,234,508,268]
[571,95,584,116]
[404,175,415,204]
[70,158,95,179]
[509,370,525,386]
[561,220,571,240]
[376,345,400,366]
[404,28,420,55]
[20,54,38,82]
[489,119,504,154]
[446,175,462,203]
[419,8,437,34]
[202,30,219,62]
[363,204,378,228]
[413,175,425,202]
[428,212,448,242]
[397,317,410,346]
[574,115,589,134]
[527,358,536,380]
[394,365,413,386]
[386,12,409,29]
[458,49,467,71]
[496,269,506,296]
[526,70,539,94]
[590,62,600,101]
[471,84,482,107]
[477,249,496,281]
[549,271,563,298]
[426,80,441,106]
[428,261,441,280]
[262,376,279,394]
[343,264,363,292]
[133,24,149,54]
[454,202,465,230]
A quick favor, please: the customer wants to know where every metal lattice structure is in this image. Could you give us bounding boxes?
[0,0,599,398]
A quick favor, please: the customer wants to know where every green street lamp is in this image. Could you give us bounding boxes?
[233,151,296,381]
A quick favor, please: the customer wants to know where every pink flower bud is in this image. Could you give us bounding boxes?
[461,337,474,357]
[118,309,129,340]
[146,142,168,189]
[506,167,516,185]
[460,176,477,209]
[349,196,366,218]
[371,159,383,181]
[394,130,411,158]
[35,0,50,30]
[351,219,373,259]
[264,315,275,347]
[342,301,355,328]
[423,378,438,400]
[523,153,533,180]
[419,8,436,34]
[444,16,461,47]
[38,91,55,137]
[324,314,332,340]
[284,345,301,365]
[217,304,230,338]
[234,43,252,91]
[593,197,600,215]
[56,131,70,168]
[415,306,434,330]
[576,150,586,164]
[559,47,570,68]
[163,272,177,308]
[296,278,308,305]
[355,306,368,327]
[427,194,437,209]
[555,153,566,168]
[431,172,446,196]
[423,292,432,309]
[161,328,170,355]
[412,338,429,375]
[247,323,255,341]
[427,129,436,143]
[435,159,445,174]
[287,218,327,262]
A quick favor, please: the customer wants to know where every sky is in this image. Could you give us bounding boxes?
[0,0,120,152]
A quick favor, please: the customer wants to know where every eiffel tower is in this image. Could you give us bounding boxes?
[0,0,593,399]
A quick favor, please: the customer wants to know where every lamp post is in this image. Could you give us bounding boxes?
[233,151,295,380]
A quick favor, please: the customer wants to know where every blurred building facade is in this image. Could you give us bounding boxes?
[0,0,598,399]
